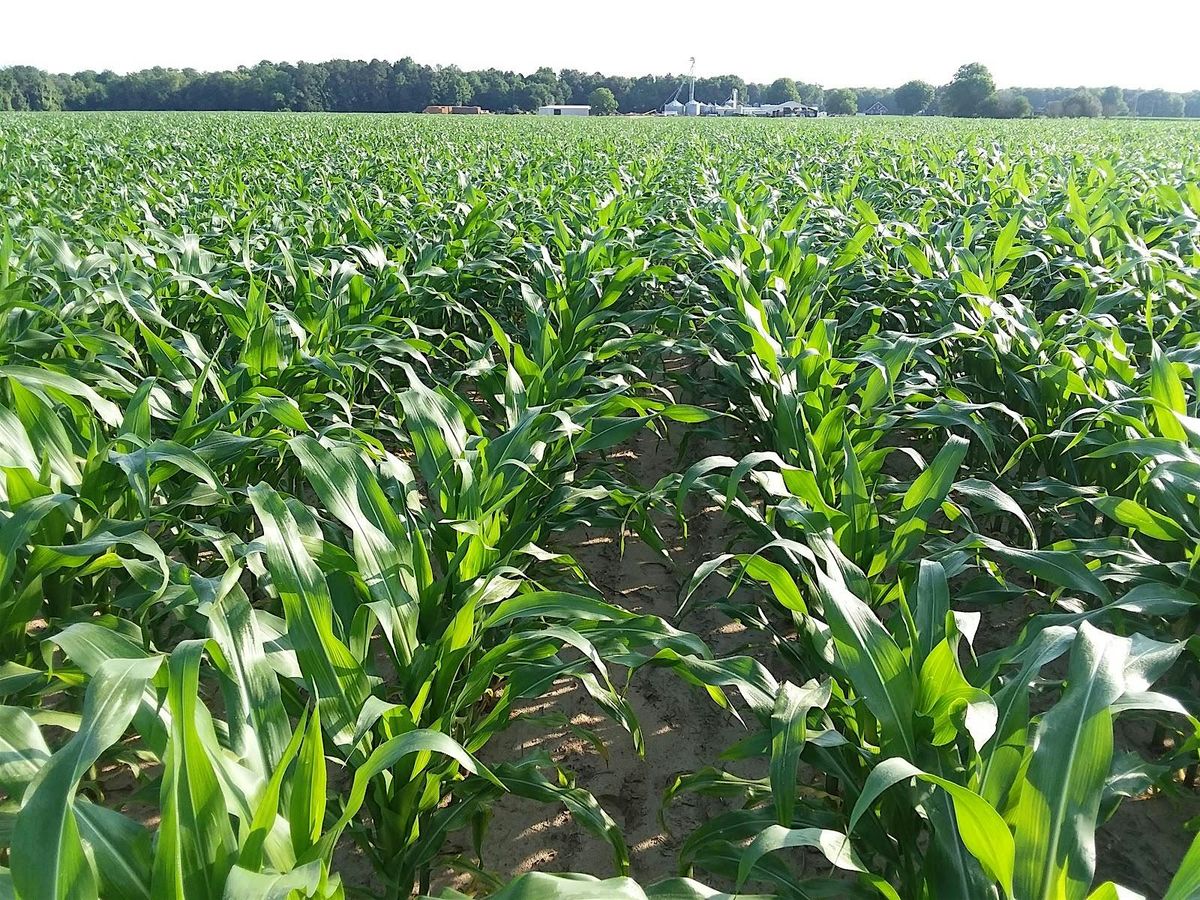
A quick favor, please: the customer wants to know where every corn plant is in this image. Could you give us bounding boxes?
[2,112,1200,900]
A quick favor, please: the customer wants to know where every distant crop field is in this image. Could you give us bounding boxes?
[1,112,1199,900]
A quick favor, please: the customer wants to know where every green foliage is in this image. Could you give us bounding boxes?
[1100,86,1129,117]
[0,112,1198,900]
[588,87,618,116]
[980,90,1032,119]
[5,61,1196,118]
[1136,88,1187,118]
[765,77,801,104]
[824,88,857,116]
[1063,89,1103,118]
[941,62,997,116]
[894,79,935,115]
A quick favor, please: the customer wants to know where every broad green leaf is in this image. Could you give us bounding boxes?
[152,641,236,900]
[1164,829,1200,900]
[815,569,916,758]
[0,705,50,794]
[289,704,327,859]
[849,757,1015,898]
[249,482,370,746]
[1010,623,1130,900]
[768,680,830,825]
[977,537,1112,602]
[291,435,421,662]
[206,585,291,777]
[1149,344,1187,442]
[11,656,161,900]
[880,436,968,572]
[1087,495,1189,543]
[736,824,864,887]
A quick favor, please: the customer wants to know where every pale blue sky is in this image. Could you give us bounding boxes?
[7,0,1199,91]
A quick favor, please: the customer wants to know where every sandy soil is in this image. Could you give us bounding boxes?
[1095,782,1200,896]
[426,429,767,893]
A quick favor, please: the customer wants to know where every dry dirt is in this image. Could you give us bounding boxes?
[427,429,769,893]
[1095,780,1200,897]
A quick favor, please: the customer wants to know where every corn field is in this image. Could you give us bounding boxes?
[1,112,1199,900]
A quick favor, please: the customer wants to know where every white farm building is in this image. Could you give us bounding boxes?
[660,58,820,118]
[537,105,591,116]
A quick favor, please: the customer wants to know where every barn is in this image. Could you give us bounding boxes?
[537,105,591,116]
[424,105,485,115]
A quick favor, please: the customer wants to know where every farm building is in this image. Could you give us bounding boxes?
[663,58,703,116]
[692,96,819,118]
[864,101,888,115]
[423,105,485,115]
[663,80,818,118]
[750,101,819,117]
[537,105,591,116]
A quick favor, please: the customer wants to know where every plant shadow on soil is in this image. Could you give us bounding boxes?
[430,429,777,893]
[336,428,1199,897]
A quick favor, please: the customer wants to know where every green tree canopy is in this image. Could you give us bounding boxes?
[516,81,554,110]
[766,77,801,104]
[1100,86,1129,117]
[979,90,1031,119]
[429,67,472,106]
[797,82,824,106]
[588,87,618,116]
[1062,89,1102,118]
[824,88,857,116]
[894,80,935,115]
[1,60,1196,118]
[940,63,995,117]
[1136,89,1185,117]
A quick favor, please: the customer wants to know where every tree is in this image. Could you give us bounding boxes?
[1100,86,1129,117]
[1,66,62,111]
[894,80,935,115]
[852,88,894,113]
[696,75,748,105]
[1008,93,1033,119]
[797,82,823,107]
[824,88,857,116]
[588,87,618,116]
[979,90,1031,119]
[4,59,1196,119]
[1136,89,1185,118]
[515,80,554,112]
[940,63,995,117]
[765,77,801,104]
[1062,89,1102,118]
[429,67,472,106]
[525,66,568,104]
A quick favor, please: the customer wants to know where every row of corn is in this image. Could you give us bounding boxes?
[0,113,1198,899]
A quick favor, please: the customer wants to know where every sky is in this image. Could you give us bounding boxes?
[6,0,1200,91]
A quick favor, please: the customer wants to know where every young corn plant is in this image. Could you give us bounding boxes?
[670,551,1197,899]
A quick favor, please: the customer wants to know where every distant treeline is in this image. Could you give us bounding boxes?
[2,59,1198,118]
